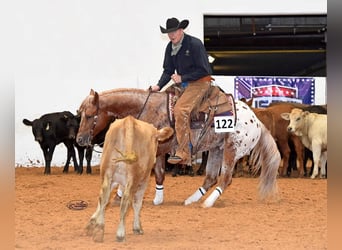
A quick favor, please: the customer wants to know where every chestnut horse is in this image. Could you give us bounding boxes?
[76,88,280,208]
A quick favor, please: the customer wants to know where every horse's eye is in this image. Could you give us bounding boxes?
[85,115,93,120]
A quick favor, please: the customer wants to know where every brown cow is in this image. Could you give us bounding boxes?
[263,104,305,177]
[242,101,305,177]
[85,115,173,242]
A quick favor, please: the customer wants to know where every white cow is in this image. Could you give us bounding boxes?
[281,108,327,179]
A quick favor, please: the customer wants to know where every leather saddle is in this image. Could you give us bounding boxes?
[166,84,236,129]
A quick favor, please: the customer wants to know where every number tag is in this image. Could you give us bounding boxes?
[214,116,235,133]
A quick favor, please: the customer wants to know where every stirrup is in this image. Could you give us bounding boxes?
[167,155,183,164]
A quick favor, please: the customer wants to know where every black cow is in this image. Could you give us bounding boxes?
[23,111,114,175]
[23,111,84,175]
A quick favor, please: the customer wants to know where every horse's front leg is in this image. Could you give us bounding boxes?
[152,155,165,205]
[202,147,236,208]
[184,149,223,205]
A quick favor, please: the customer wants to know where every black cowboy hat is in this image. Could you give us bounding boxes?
[160,17,189,33]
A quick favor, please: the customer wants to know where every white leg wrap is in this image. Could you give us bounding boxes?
[184,187,206,205]
[153,184,164,205]
[203,187,222,208]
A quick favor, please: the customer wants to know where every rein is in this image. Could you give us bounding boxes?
[136,88,153,119]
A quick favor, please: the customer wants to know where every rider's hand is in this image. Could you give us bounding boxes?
[150,85,160,92]
[171,74,182,84]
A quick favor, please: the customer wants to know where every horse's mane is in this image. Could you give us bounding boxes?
[99,88,147,96]
[79,88,165,113]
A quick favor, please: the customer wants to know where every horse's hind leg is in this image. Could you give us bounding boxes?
[196,151,209,175]
[184,148,223,205]
[202,148,236,208]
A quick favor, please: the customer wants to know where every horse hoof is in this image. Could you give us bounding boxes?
[184,199,193,206]
[201,202,212,208]
[153,198,163,206]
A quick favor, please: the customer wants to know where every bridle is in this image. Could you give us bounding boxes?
[85,98,100,146]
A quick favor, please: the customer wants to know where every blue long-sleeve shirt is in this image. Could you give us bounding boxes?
[157,33,212,89]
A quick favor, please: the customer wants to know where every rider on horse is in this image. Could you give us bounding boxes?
[150,17,213,165]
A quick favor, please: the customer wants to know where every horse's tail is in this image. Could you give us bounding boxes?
[249,124,280,200]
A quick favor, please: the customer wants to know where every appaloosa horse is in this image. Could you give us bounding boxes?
[76,88,280,208]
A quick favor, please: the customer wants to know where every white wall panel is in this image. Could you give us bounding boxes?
[15,0,327,166]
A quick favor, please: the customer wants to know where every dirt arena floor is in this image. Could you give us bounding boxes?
[15,166,327,250]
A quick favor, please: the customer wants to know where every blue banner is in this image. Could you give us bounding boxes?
[234,76,315,108]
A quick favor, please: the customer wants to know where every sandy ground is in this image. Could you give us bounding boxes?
[15,166,327,250]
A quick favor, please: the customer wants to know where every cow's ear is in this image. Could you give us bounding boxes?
[280,113,290,120]
[61,114,69,121]
[303,111,310,117]
[156,127,174,142]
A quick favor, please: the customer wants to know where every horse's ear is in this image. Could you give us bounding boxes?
[92,91,99,106]
[90,89,95,95]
